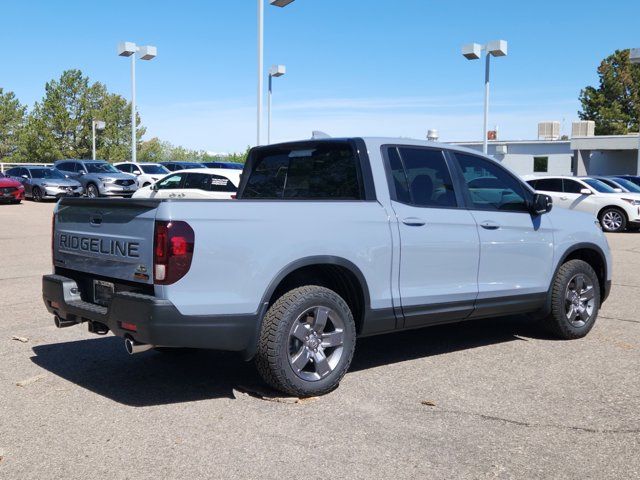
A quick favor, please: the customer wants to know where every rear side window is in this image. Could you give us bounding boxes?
[535,178,563,192]
[454,153,529,212]
[385,147,457,207]
[242,142,363,200]
[208,175,237,192]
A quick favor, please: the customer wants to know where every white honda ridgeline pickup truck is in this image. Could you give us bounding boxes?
[43,138,612,396]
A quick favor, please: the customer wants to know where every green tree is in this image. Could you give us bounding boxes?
[15,69,144,162]
[579,49,640,135]
[0,88,27,161]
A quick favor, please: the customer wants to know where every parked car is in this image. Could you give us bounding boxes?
[0,171,24,204]
[5,166,83,201]
[610,175,640,189]
[201,161,244,170]
[44,138,612,396]
[592,176,640,194]
[525,175,640,232]
[114,162,170,188]
[159,161,204,172]
[132,168,240,199]
[54,160,138,198]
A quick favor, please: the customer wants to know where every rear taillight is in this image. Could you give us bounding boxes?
[153,221,195,285]
[51,213,56,261]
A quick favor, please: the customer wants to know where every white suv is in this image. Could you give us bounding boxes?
[525,175,640,232]
[114,162,170,188]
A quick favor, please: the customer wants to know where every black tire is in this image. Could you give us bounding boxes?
[32,186,42,202]
[599,207,627,232]
[255,285,356,397]
[86,183,99,198]
[543,259,600,339]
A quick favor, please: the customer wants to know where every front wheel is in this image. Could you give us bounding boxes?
[86,184,99,198]
[599,207,626,232]
[544,259,600,339]
[255,286,356,397]
[32,187,42,202]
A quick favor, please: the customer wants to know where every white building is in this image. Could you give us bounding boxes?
[450,122,640,177]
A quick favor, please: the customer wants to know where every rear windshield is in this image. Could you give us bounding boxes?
[241,142,363,200]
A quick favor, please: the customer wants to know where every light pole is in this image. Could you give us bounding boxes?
[268,64,286,144]
[92,120,105,160]
[630,48,640,175]
[257,0,295,146]
[462,40,508,154]
[118,42,157,163]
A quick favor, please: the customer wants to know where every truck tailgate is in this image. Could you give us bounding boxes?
[54,198,160,285]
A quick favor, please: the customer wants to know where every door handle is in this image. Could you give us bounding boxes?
[560,196,568,200]
[480,221,500,230]
[402,217,426,227]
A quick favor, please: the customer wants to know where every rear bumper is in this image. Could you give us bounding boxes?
[42,274,263,355]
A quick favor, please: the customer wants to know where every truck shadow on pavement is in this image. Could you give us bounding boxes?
[31,315,551,406]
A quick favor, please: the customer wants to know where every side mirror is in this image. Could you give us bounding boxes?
[78,170,86,176]
[151,184,159,191]
[580,188,592,195]
[21,175,28,179]
[530,193,553,215]
[133,170,141,176]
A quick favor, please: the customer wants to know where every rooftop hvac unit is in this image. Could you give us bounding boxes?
[538,121,561,140]
[571,120,595,137]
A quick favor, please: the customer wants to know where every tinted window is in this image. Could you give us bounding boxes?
[455,153,529,212]
[30,168,65,179]
[386,147,411,204]
[141,164,169,175]
[242,143,363,200]
[116,164,132,173]
[583,178,616,193]
[5,168,20,177]
[612,177,640,193]
[388,147,457,207]
[563,179,584,194]
[156,174,184,190]
[208,174,237,192]
[57,162,76,172]
[535,178,563,192]
[85,162,119,174]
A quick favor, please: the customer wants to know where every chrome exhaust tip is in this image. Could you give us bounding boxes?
[124,338,154,355]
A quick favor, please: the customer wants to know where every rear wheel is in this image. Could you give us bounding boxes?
[86,184,99,198]
[255,286,356,397]
[32,187,42,202]
[543,259,600,339]
[599,207,626,232]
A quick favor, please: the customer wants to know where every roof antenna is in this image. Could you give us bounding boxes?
[311,131,331,139]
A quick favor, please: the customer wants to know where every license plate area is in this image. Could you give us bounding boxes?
[93,280,115,306]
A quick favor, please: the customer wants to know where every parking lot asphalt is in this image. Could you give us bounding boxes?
[0,200,638,480]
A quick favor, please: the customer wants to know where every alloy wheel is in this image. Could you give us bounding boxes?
[602,210,623,231]
[288,306,345,381]
[565,274,595,327]
[87,185,98,198]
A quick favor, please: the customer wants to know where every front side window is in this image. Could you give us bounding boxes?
[534,178,563,192]
[386,147,457,207]
[242,142,363,200]
[30,168,65,179]
[455,153,529,212]
[156,173,184,190]
[563,179,585,194]
[141,164,169,175]
[57,162,75,172]
[5,168,20,177]
[116,164,132,173]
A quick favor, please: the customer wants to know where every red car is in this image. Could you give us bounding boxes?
[0,172,25,204]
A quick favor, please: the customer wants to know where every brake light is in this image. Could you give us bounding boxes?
[153,221,195,285]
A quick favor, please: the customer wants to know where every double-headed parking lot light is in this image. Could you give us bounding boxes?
[462,40,508,154]
[118,41,157,163]
[92,120,105,160]
[268,65,286,144]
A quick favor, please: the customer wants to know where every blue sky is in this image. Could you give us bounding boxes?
[1,0,638,152]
